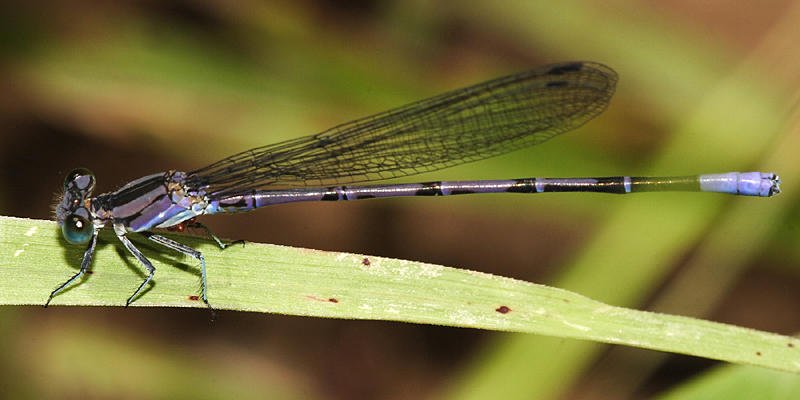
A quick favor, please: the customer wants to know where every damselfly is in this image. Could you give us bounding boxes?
[49,62,780,311]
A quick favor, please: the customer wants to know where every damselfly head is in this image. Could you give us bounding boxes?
[63,168,95,193]
[54,168,97,244]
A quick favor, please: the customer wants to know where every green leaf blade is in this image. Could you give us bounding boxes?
[1,215,797,373]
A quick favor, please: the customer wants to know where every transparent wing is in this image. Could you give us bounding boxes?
[188,61,617,195]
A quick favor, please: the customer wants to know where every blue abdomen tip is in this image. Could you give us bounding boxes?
[699,172,781,197]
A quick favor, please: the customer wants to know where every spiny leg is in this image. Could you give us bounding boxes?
[140,232,215,316]
[45,230,99,307]
[187,221,245,250]
[116,231,156,307]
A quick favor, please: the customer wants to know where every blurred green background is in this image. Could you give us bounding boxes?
[1,0,799,399]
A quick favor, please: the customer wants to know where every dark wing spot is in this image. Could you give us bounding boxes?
[547,62,583,75]
[546,81,568,88]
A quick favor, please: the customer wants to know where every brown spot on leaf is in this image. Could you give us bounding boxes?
[495,306,511,314]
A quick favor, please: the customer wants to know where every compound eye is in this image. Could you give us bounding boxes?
[64,168,95,192]
[62,214,94,244]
